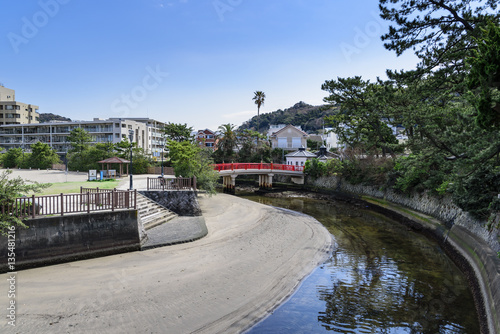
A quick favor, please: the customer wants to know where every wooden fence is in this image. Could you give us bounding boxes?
[147,176,196,191]
[1,188,137,219]
[147,166,175,175]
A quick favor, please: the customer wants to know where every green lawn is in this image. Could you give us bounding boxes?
[38,180,121,195]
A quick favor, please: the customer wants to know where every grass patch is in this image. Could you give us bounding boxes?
[37,180,121,195]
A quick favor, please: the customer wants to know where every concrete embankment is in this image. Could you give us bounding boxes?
[308,175,500,334]
[0,193,333,333]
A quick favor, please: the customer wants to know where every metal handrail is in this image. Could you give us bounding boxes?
[147,176,197,191]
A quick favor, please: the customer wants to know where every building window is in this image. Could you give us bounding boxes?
[122,124,126,128]
[5,105,13,110]
[0,105,3,110]
[0,114,3,118]
[15,105,20,110]
[115,123,120,127]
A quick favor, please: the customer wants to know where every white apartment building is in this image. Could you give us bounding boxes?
[0,118,166,156]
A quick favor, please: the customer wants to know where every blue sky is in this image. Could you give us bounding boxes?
[1,0,418,131]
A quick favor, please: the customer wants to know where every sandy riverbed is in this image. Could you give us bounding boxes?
[0,190,332,333]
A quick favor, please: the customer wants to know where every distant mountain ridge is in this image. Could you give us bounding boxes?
[239,101,338,133]
[39,113,72,123]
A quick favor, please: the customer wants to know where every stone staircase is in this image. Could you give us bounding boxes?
[137,193,177,230]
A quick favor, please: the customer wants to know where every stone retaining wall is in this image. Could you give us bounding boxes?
[311,175,499,252]
[0,210,146,273]
[140,190,202,216]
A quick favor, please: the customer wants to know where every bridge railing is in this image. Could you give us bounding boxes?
[214,163,304,172]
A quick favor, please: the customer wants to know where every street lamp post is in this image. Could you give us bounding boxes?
[161,136,165,178]
[129,129,134,190]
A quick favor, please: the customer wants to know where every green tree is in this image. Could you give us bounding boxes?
[376,0,500,217]
[236,129,258,163]
[467,20,500,128]
[28,142,61,169]
[253,91,266,133]
[163,123,194,142]
[214,123,238,163]
[322,77,399,157]
[67,128,92,171]
[304,158,326,180]
[167,140,218,194]
[67,128,92,154]
[0,170,50,235]
[379,0,499,124]
[2,148,23,168]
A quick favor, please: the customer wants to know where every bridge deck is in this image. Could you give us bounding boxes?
[214,163,303,176]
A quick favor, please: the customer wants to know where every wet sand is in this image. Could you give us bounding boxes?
[0,190,332,333]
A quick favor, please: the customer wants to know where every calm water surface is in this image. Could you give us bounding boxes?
[241,194,480,334]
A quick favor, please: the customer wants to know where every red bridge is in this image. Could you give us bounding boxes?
[213,163,304,193]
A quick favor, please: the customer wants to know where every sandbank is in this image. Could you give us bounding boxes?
[1,192,332,333]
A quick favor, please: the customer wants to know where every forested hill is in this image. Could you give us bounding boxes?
[39,113,72,123]
[239,101,339,133]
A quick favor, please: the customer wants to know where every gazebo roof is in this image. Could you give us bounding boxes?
[98,157,130,164]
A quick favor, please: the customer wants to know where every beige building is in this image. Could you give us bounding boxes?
[269,124,309,151]
[0,86,40,125]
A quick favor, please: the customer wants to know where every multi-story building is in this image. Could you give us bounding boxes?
[119,118,167,158]
[195,129,216,150]
[0,86,39,125]
[0,118,166,156]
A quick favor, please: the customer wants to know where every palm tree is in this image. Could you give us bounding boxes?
[217,123,237,162]
[252,91,266,133]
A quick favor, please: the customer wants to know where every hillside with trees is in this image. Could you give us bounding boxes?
[38,113,71,123]
[239,101,339,133]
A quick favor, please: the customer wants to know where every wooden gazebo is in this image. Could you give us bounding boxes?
[98,157,130,178]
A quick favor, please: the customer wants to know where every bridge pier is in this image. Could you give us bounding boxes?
[259,173,274,190]
[215,163,303,193]
[222,175,236,194]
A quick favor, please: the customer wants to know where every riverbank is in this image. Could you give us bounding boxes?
[0,193,333,333]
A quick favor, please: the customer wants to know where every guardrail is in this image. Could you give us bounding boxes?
[214,163,304,172]
[1,188,137,219]
[147,176,197,191]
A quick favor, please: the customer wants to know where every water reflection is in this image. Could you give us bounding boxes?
[243,194,479,334]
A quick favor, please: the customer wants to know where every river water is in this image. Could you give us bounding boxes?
[240,193,480,334]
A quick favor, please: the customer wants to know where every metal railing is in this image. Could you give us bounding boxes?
[1,188,137,219]
[214,163,304,172]
[147,176,197,191]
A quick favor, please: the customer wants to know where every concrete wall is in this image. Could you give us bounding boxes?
[0,210,146,273]
[140,190,202,216]
[308,175,500,334]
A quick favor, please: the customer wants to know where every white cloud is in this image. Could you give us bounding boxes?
[222,110,256,119]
